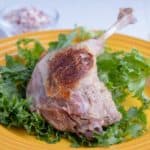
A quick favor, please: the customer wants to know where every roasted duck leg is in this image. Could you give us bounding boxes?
[27,8,136,137]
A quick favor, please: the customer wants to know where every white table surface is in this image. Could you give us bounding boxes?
[0,0,150,41]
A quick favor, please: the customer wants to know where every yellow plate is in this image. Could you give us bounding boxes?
[0,30,150,150]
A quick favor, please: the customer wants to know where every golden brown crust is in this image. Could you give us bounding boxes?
[46,47,94,99]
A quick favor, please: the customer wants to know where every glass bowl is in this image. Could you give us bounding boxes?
[0,4,59,36]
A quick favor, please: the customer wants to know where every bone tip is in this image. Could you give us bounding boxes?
[118,8,137,24]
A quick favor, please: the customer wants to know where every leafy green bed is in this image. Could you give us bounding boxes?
[0,28,150,147]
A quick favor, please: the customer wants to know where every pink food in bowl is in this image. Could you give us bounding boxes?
[3,6,55,33]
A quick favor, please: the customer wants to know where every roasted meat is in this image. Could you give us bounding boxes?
[27,8,136,137]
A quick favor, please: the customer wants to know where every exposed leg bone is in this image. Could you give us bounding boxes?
[83,8,137,55]
[99,8,137,42]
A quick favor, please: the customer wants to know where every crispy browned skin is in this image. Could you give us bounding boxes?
[47,48,94,99]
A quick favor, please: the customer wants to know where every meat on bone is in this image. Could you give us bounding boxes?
[27,8,136,137]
